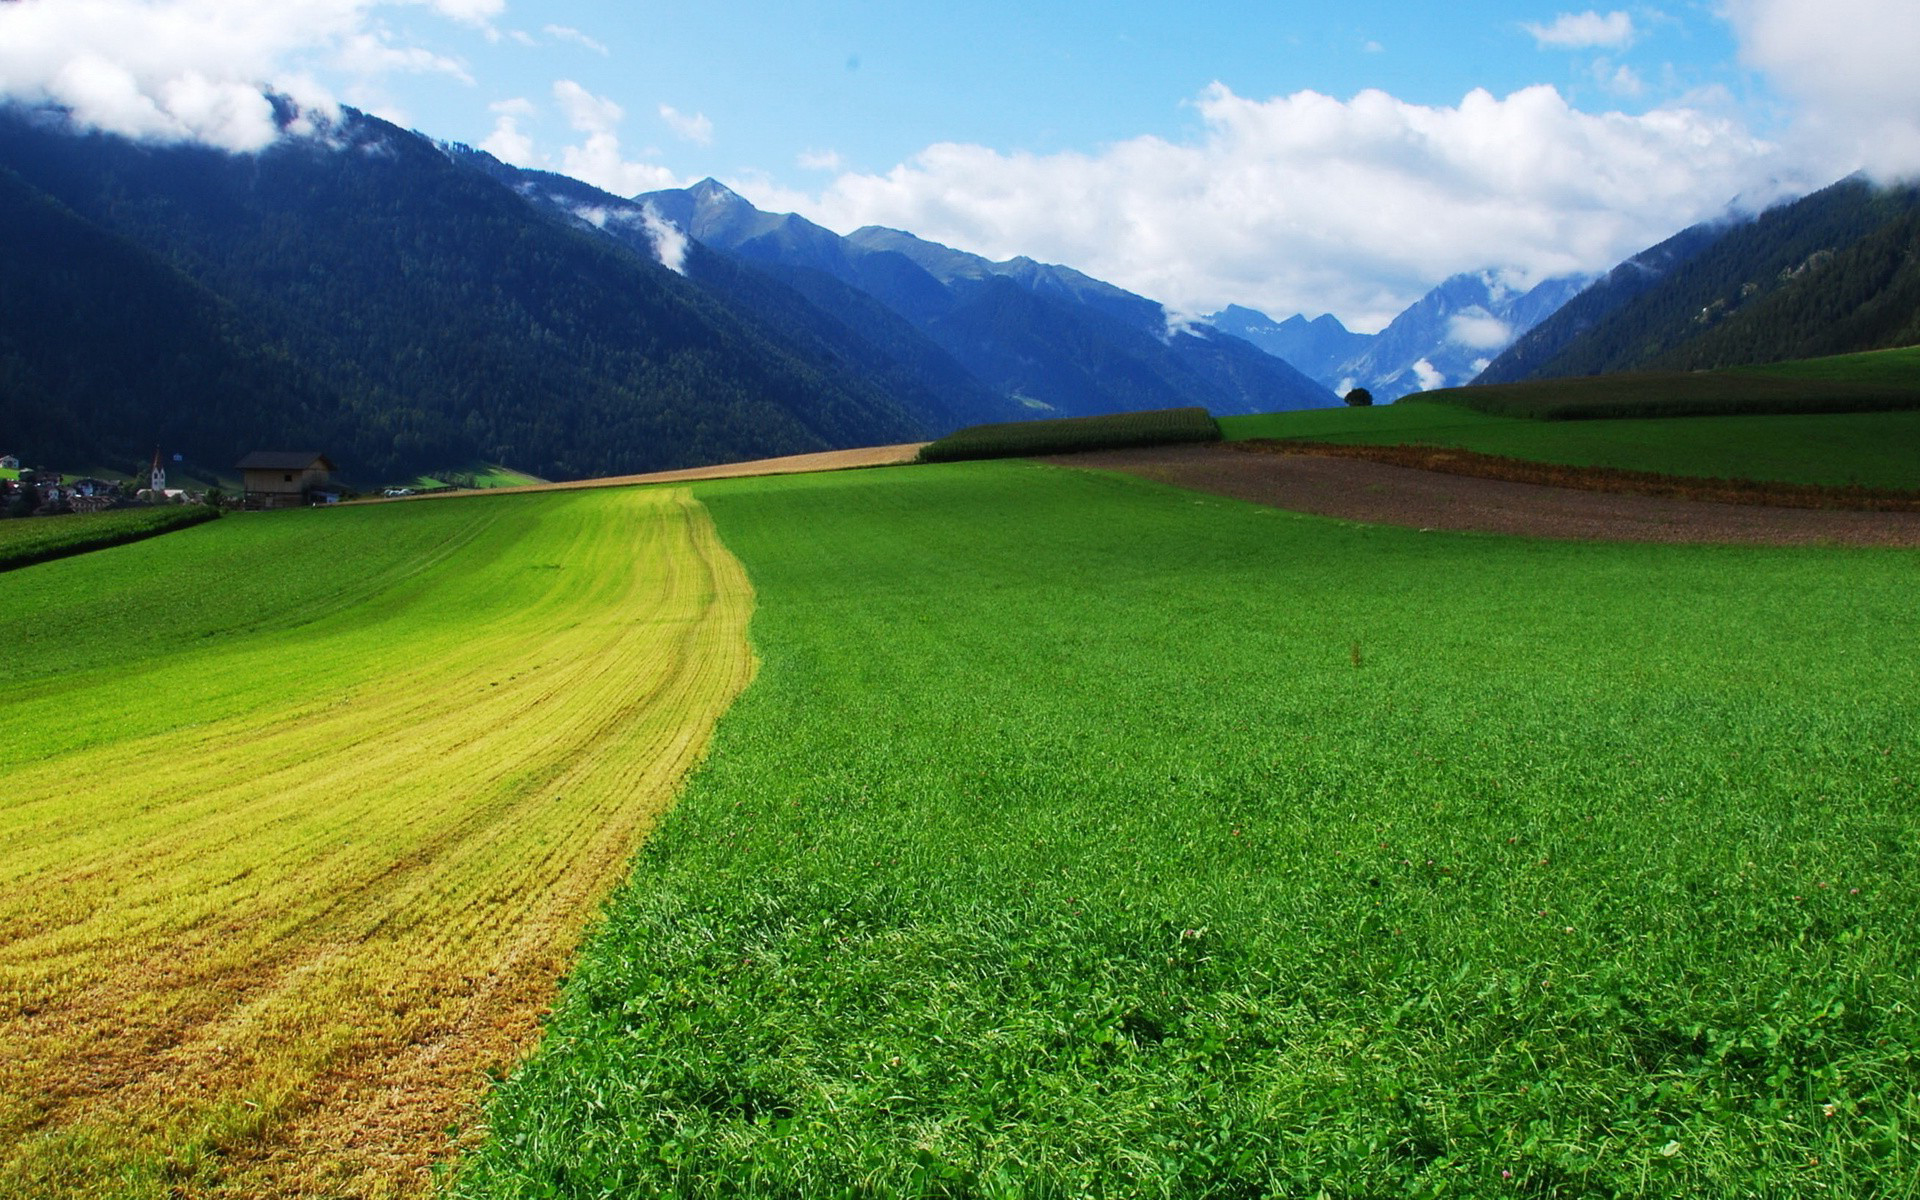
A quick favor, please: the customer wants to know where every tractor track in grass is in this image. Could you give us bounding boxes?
[1053,442,1920,546]
[0,487,756,1198]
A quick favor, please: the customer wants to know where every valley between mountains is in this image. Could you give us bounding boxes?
[3,94,1920,1200]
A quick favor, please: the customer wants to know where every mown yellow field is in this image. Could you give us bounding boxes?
[0,486,755,1197]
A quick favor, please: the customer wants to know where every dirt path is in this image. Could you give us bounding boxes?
[366,443,927,503]
[1052,442,1920,547]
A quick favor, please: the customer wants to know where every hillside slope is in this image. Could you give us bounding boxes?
[1477,177,1920,382]
[0,106,936,482]
[639,180,1339,417]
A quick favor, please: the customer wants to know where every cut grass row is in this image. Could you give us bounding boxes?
[1219,405,1920,491]
[0,505,218,572]
[454,460,1920,1198]
[0,488,755,1198]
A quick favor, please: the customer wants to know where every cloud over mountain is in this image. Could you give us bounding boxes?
[0,0,496,150]
[1724,0,1920,179]
[775,83,1780,330]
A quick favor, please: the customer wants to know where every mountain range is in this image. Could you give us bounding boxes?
[1207,271,1592,402]
[623,177,1338,419]
[4,95,1918,486]
[0,102,1333,484]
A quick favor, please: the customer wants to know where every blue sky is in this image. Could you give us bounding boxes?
[2,1,1914,327]
[374,2,1756,189]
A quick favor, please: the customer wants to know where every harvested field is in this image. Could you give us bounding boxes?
[0,488,755,1198]
[360,443,927,503]
[1053,441,1920,546]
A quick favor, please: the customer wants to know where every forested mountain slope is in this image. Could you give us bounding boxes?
[0,106,935,482]
[1476,177,1920,383]
[637,179,1338,417]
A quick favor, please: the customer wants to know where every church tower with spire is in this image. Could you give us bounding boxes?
[149,448,166,494]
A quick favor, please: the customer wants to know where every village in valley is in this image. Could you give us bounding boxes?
[0,449,338,518]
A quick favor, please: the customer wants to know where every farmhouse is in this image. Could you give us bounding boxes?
[237,451,336,510]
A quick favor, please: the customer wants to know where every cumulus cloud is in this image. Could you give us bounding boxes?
[549,79,682,196]
[1723,0,1920,179]
[658,104,713,145]
[775,83,1779,329]
[0,0,483,151]
[1410,359,1447,391]
[479,96,535,165]
[1524,11,1636,50]
[554,78,621,134]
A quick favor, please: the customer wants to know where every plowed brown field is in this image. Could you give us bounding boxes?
[1055,442,1920,546]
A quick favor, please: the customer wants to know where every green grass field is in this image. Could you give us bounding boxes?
[0,489,754,1198]
[1219,405,1920,490]
[1738,345,1920,387]
[409,464,549,490]
[453,461,1920,1198]
[1402,347,1920,423]
[0,505,217,571]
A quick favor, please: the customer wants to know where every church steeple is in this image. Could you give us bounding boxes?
[150,448,166,494]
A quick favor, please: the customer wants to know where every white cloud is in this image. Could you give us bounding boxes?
[479,96,535,165]
[1723,0,1920,179]
[336,33,471,84]
[1410,359,1447,391]
[797,148,844,172]
[0,0,480,151]
[1446,312,1515,349]
[1594,59,1645,96]
[542,24,610,55]
[428,0,503,26]
[564,199,688,273]
[554,78,622,133]
[658,104,713,145]
[779,83,1779,330]
[1525,11,1636,50]
[549,80,682,196]
[639,201,689,274]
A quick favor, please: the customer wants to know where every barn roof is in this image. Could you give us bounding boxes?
[236,452,334,470]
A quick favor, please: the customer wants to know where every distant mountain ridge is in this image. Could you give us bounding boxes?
[1476,176,1920,383]
[632,179,1339,418]
[1207,271,1592,402]
[0,107,1045,481]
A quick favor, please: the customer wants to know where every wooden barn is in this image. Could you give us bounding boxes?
[237,451,335,510]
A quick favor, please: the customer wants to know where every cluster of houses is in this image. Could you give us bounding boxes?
[1,450,338,517]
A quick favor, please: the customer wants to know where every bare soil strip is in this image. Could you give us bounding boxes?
[364,443,927,503]
[1051,442,1920,546]
[1241,438,1920,511]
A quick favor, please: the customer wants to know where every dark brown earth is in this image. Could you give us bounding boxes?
[1049,442,1920,547]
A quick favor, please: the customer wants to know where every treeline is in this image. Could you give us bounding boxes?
[918,406,1221,462]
